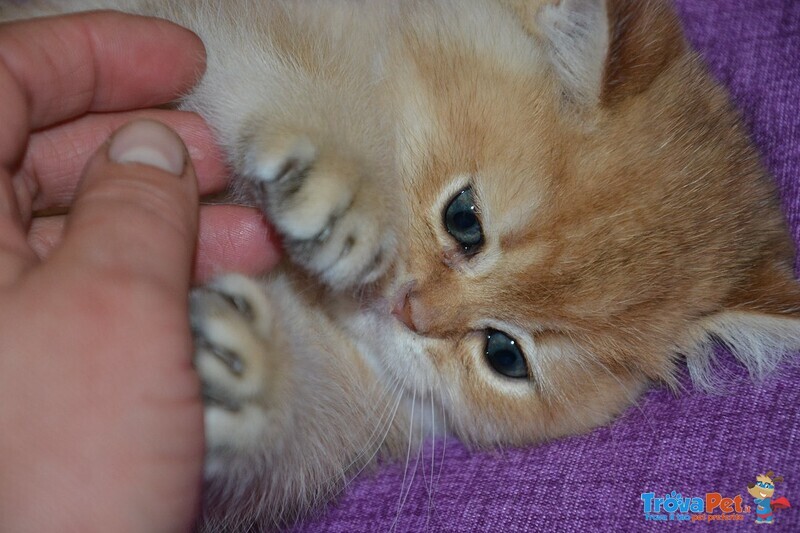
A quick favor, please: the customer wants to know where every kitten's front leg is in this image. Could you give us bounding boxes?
[242,132,397,291]
[189,273,401,526]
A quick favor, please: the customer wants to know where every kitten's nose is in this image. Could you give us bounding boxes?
[391,281,418,333]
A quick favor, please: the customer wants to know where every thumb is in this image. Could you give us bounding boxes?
[55,119,199,295]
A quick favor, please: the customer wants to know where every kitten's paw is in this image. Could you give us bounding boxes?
[190,274,275,453]
[245,134,394,289]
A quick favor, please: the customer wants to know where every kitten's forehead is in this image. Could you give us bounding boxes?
[391,0,562,178]
[397,55,567,252]
[396,0,547,73]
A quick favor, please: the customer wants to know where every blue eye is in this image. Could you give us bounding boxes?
[444,187,483,254]
[485,329,528,379]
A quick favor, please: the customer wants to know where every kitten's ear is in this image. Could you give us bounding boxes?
[536,0,610,107]
[601,0,686,106]
[511,0,687,108]
[688,258,800,389]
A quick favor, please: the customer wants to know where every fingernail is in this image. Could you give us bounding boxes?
[108,119,186,176]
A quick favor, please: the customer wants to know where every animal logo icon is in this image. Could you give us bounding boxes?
[747,471,791,524]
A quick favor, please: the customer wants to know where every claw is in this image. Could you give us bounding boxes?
[202,385,242,412]
[196,337,246,376]
[217,291,255,322]
[315,225,332,242]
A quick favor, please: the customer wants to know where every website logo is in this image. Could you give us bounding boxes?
[641,471,793,524]
[640,491,748,522]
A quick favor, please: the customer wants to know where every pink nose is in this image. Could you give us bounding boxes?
[391,281,418,333]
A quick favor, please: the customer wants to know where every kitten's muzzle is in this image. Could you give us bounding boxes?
[390,280,461,338]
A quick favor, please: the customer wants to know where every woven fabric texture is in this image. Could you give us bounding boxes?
[291,1,800,531]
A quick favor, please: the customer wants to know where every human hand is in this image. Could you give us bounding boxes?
[0,12,274,532]
[14,19,281,281]
[23,109,282,282]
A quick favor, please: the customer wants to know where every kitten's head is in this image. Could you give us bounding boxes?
[385,0,800,445]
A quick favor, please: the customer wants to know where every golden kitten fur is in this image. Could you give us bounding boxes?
[5,0,800,530]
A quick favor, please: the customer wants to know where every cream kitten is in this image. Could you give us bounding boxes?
[6,0,800,530]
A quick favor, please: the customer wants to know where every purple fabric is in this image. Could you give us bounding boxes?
[291,2,800,531]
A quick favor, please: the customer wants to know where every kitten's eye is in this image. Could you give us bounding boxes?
[444,187,483,254]
[485,329,528,379]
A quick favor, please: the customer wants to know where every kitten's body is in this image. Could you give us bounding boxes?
[5,0,800,530]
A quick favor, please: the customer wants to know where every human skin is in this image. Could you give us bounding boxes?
[0,12,278,533]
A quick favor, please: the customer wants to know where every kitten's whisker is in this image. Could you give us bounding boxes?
[424,394,437,531]
[439,410,448,485]
[327,371,407,498]
[324,371,410,516]
[336,372,403,474]
[390,387,418,533]
[351,376,406,468]
[429,393,436,493]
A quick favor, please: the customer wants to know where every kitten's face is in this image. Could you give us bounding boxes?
[380,0,799,445]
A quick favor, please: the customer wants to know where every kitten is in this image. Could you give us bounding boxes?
[6,0,800,530]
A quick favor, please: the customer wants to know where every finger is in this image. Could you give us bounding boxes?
[16,110,227,219]
[27,215,62,261]
[0,168,38,283]
[0,12,205,168]
[194,205,282,284]
[28,205,282,284]
[51,120,198,296]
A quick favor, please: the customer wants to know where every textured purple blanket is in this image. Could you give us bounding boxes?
[292,1,800,531]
